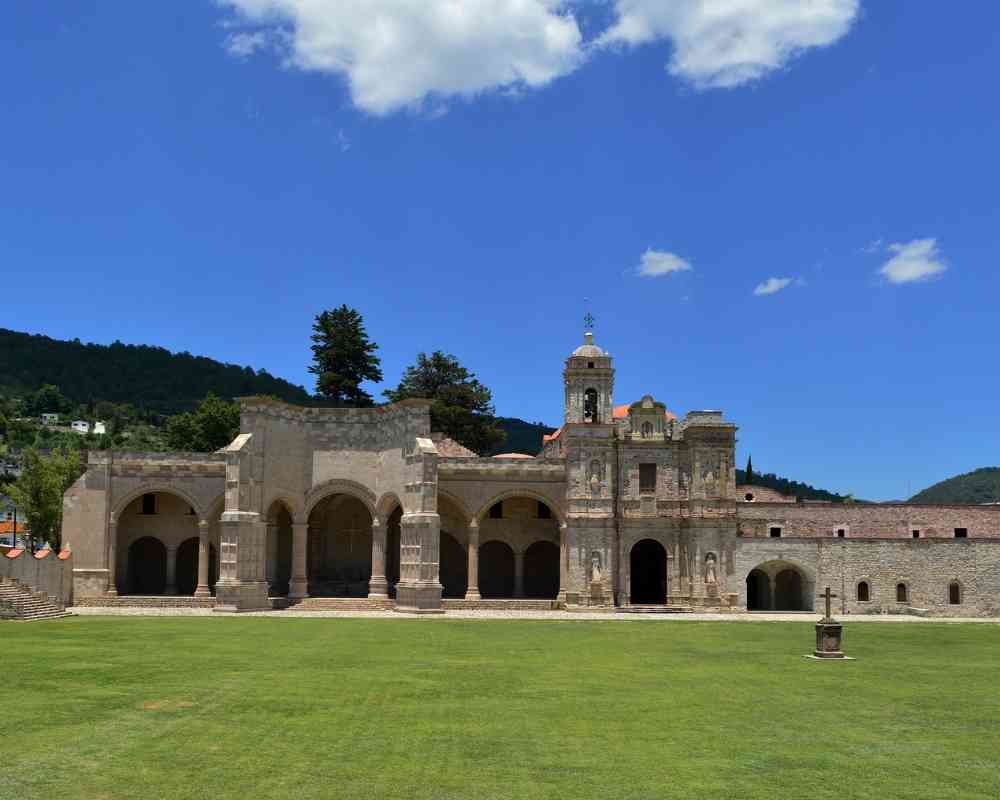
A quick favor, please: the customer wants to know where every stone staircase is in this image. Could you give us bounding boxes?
[617,604,695,614]
[0,577,72,622]
[283,597,393,612]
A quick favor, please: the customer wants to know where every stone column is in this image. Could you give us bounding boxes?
[194,519,211,597]
[556,524,568,604]
[369,518,388,599]
[165,544,178,595]
[105,514,118,595]
[289,521,309,599]
[464,521,481,600]
[691,537,703,599]
[669,538,681,600]
[513,550,525,598]
[768,574,776,611]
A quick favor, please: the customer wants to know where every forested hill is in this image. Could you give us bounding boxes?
[736,469,846,502]
[909,468,1000,505]
[493,418,556,455]
[0,328,312,414]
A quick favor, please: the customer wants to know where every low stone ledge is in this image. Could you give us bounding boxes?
[73,596,217,609]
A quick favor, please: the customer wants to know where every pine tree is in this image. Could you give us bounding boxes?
[308,306,383,407]
[746,454,754,485]
[384,352,506,455]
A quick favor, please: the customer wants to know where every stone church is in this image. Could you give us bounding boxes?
[63,331,1000,616]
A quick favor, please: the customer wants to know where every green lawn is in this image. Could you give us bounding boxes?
[4,618,999,800]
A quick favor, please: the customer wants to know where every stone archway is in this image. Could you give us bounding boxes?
[440,531,467,598]
[523,541,559,599]
[630,539,667,604]
[746,569,771,611]
[307,494,374,597]
[479,540,515,598]
[774,568,805,611]
[127,537,166,595]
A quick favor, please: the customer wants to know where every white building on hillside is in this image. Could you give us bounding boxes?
[71,420,90,434]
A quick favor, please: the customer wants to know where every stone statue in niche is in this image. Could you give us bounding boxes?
[705,553,718,585]
[590,552,603,583]
[589,459,602,494]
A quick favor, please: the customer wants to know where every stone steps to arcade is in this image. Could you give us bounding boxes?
[284,597,393,611]
[0,577,72,622]
[441,599,561,611]
[617,604,695,614]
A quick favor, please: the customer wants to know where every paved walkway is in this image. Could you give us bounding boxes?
[67,606,1000,623]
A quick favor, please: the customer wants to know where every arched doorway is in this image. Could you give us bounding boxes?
[265,502,294,596]
[386,506,401,598]
[440,531,467,598]
[630,539,667,604]
[746,569,771,611]
[523,541,559,599]
[774,568,804,610]
[127,537,166,595]
[175,537,219,596]
[307,494,373,597]
[479,540,515,598]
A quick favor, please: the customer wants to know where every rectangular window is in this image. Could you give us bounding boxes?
[954,528,968,538]
[912,530,920,538]
[769,527,782,538]
[141,493,156,515]
[537,501,551,519]
[489,502,503,519]
[836,529,846,538]
[639,463,657,493]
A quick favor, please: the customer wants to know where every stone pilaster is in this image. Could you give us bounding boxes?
[464,521,481,600]
[194,519,211,597]
[557,523,568,604]
[395,512,443,613]
[368,518,389,599]
[289,521,309,599]
[213,511,270,612]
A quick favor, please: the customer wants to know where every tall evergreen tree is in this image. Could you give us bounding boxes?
[308,307,383,407]
[384,352,505,455]
[746,454,754,485]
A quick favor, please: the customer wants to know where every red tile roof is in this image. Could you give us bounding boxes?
[0,521,26,535]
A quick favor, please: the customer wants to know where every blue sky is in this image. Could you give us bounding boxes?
[3,2,998,500]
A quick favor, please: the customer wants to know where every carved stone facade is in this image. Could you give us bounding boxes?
[60,331,1000,616]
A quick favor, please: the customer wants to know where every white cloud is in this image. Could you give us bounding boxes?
[217,1,861,113]
[217,0,584,115]
[879,238,948,285]
[224,30,270,58]
[753,277,793,296]
[636,248,692,278]
[598,0,860,89]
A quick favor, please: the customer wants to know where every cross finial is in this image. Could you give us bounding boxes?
[584,312,594,330]
[820,586,838,621]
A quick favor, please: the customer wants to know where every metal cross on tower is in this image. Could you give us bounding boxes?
[584,311,595,330]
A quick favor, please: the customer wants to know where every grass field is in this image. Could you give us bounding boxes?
[3,617,999,800]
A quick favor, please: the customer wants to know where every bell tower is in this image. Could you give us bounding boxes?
[564,330,614,425]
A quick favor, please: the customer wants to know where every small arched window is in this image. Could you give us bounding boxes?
[641,421,653,438]
[583,388,599,423]
[896,583,908,603]
[948,582,961,605]
[857,581,870,602]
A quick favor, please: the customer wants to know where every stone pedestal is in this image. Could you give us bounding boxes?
[813,622,845,659]
[213,512,271,613]
[394,512,444,614]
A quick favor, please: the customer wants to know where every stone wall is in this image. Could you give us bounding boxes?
[1,547,73,607]
[734,536,1000,617]
[738,502,1000,538]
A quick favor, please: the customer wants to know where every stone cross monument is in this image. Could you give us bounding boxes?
[810,586,851,660]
